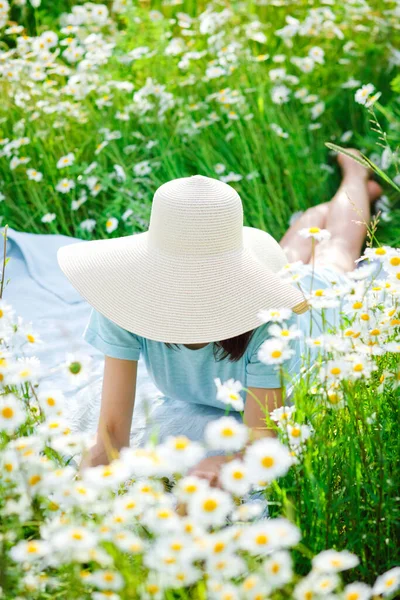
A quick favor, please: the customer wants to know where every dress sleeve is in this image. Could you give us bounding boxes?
[83,308,142,361]
[245,321,296,389]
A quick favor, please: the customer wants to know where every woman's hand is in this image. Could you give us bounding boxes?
[188,455,228,487]
[78,441,116,472]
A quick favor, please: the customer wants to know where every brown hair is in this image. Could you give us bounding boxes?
[164,328,258,362]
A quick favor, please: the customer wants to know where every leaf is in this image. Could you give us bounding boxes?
[325,143,370,167]
[325,142,400,193]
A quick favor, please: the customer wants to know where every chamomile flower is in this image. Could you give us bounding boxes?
[263,550,293,587]
[10,539,50,563]
[311,572,340,595]
[285,423,313,445]
[268,323,302,341]
[298,227,331,241]
[52,526,98,552]
[174,475,209,504]
[27,168,43,181]
[343,582,372,600]
[258,338,294,366]
[257,307,292,324]
[187,487,233,527]
[105,217,118,233]
[56,152,75,169]
[88,570,124,591]
[355,83,375,105]
[64,351,92,385]
[41,213,56,223]
[55,178,75,193]
[244,437,293,483]
[0,393,25,433]
[204,416,248,452]
[214,377,244,411]
[372,567,400,597]
[158,435,205,471]
[219,459,251,496]
[270,405,295,424]
[37,389,65,415]
[312,549,359,572]
[319,359,350,383]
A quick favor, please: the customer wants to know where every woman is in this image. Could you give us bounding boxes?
[57,149,382,484]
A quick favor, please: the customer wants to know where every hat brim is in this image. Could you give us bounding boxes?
[57,227,308,344]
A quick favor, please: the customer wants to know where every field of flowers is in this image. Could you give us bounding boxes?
[1,0,400,599]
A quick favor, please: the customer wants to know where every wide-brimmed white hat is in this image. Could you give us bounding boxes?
[57,175,308,343]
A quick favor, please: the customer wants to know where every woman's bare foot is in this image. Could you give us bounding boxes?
[337,148,371,181]
[337,148,382,203]
[367,180,383,203]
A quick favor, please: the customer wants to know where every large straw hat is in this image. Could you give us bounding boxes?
[57,175,308,343]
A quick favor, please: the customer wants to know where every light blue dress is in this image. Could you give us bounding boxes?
[83,264,352,447]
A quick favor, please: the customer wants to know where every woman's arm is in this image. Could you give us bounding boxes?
[243,386,283,439]
[80,355,138,469]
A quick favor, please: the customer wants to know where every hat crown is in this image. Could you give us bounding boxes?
[148,175,243,256]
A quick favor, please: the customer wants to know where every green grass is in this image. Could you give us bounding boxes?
[0,0,400,596]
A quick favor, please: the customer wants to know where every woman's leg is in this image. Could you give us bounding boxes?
[313,152,382,273]
[280,203,331,264]
[279,150,382,269]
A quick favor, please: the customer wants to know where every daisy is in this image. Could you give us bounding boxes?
[355,83,375,105]
[372,567,400,597]
[343,582,372,600]
[214,163,226,174]
[10,539,50,563]
[142,500,182,534]
[27,168,43,181]
[257,308,293,324]
[311,573,340,595]
[312,549,359,572]
[52,526,98,553]
[37,389,65,416]
[41,213,56,223]
[285,423,313,446]
[244,437,293,483]
[270,405,295,424]
[271,84,291,104]
[219,459,251,496]
[298,227,331,241]
[187,487,233,527]
[56,152,75,169]
[238,521,276,555]
[105,217,118,233]
[319,359,350,383]
[8,357,41,385]
[206,552,246,580]
[309,46,325,64]
[258,338,294,366]
[362,246,394,262]
[86,457,133,488]
[133,160,152,176]
[268,323,302,341]
[88,570,124,591]
[158,435,205,471]
[64,351,92,385]
[0,393,26,434]
[263,550,293,587]
[214,377,244,411]
[80,218,96,232]
[204,416,248,452]
[55,178,75,194]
